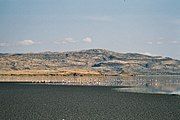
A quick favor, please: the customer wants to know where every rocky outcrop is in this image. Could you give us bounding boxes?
[0,49,180,76]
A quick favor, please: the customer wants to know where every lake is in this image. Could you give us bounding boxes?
[0,76,179,120]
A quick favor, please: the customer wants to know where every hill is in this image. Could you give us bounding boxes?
[0,49,180,76]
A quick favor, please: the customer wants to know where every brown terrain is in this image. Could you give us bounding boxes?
[0,49,180,77]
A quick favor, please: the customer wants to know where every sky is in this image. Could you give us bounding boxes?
[0,0,180,59]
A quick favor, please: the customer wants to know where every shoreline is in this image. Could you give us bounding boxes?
[0,75,122,84]
[0,82,132,88]
[0,74,180,83]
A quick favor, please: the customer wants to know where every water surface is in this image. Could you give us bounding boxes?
[0,82,180,120]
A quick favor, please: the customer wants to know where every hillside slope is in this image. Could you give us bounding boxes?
[0,49,180,76]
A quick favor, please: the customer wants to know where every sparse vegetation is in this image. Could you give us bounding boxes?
[0,49,180,76]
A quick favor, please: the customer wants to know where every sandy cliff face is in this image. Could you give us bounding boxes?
[0,49,180,75]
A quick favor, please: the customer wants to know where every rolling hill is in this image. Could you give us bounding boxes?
[0,49,180,76]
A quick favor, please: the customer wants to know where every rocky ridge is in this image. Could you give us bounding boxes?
[0,49,180,76]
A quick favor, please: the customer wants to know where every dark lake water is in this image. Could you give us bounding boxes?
[0,83,179,120]
[0,76,180,120]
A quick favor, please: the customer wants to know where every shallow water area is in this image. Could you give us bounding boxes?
[0,75,180,95]
[112,75,180,95]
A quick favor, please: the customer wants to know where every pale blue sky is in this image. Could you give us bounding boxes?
[0,0,180,59]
